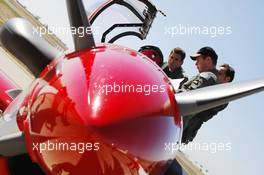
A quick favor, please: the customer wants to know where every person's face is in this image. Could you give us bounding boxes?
[195,56,208,73]
[168,52,183,71]
[218,67,230,83]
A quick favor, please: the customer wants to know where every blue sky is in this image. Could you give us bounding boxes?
[19,0,264,174]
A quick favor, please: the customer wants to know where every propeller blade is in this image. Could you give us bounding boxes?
[66,0,96,51]
[0,18,63,77]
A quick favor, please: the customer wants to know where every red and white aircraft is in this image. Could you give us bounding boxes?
[0,0,263,174]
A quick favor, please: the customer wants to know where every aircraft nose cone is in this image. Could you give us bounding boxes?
[66,45,176,126]
[28,45,181,174]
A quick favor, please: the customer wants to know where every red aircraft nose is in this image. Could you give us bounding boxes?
[26,44,181,174]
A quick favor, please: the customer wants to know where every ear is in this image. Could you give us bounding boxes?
[205,56,212,64]
[180,59,184,65]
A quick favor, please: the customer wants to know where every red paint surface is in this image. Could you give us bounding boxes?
[0,158,10,175]
[0,70,20,111]
[14,44,182,174]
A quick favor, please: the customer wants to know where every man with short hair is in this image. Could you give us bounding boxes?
[180,46,218,92]
[218,64,235,83]
[162,47,187,80]
[165,48,235,174]
[165,47,220,174]
[181,63,235,144]
[176,46,219,144]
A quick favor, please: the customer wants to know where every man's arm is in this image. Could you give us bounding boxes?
[178,72,217,92]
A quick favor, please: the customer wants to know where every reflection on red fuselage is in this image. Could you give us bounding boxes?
[21,44,181,174]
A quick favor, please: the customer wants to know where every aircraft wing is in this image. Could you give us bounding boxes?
[0,120,26,157]
[175,78,264,116]
[0,88,29,157]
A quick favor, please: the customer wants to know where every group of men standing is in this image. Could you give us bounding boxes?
[139,45,235,144]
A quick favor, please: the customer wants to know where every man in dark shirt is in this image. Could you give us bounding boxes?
[162,47,187,80]
[179,47,219,92]
[182,63,235,144]
[165,47,220,174]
